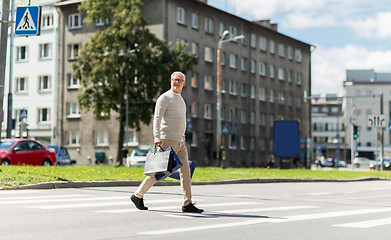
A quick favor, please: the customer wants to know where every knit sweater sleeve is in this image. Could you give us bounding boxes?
[153,93,171,142]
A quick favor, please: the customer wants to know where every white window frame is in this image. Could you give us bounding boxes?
[229,26,237,38]
[68,44,80,60]
[67,73,81,89]
[38,108,50,124]
[296,72,302,85]
[191,13,199,29]
[204,17,214,33]
[191,102,198,117]
[95,130,109,147]
[229,54,237,69]
[250,85,255,99]
[288,46,293,60]
[191,42,198,58]
[241,110,247,124]
[229,80,237,95]
[259,87,266,101]
[229,134,237,149]
[204,75,213,90]
[16,46,28,62]
[270,89,275,103]
[204,46,214,62]
[240,136,246,150]
[259,62,266,76]
[295,49,302,62]
[41,14,54,29]
[16,77,28,93]
[241,57,247,71]
[250,59,255,73]
[68,13,82,29]
[66,102,81,118]
[191,131,198,147]
[191,72,198,88]
[39,43,52,60]
[67,131,80,146]
[259,113,266,126]
[269,65,275,78]
[38,75,51,92]
[278,68,285,81]
[269,40,275,54]
[241,83,247,97]
[204,104,212,119]
[124,129,139,146]
[259,37,267,51]
[250,33,256,48]
[229,108,237,123]
[176,7,186,25]
[278,44,285,57]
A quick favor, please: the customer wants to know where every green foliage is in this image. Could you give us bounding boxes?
[73,0,196,163]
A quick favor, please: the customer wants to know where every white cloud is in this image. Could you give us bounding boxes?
[283,11,337,29]
[312,45,391,95]
[346,11,391,38]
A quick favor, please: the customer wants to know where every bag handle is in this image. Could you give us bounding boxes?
[154,145,165,152]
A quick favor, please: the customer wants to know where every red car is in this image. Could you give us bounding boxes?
[0,139,56,166]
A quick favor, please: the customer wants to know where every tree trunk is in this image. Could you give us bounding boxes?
[117,117,125,166]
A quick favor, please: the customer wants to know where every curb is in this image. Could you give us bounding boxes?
[1,177,389,190]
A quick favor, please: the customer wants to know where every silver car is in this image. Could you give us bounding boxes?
[125,149,150,167]
[353,157,374,168]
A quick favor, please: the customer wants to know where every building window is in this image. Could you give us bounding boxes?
[259,87,266,101]
[269,65,275,78]
[229,108,237,122]
[204,17,214,33]
[204,46,214,62]
[95,18,109,26]
[191,42,198,58]
[176,7,186,25]
[191,72,198,88]
[38,108,50,123]
[124,129,138,146]
[279,92,285,104]
[250,85,255,99]
[288,95,293,106]
[250,33,256,48]
[39,75,51,92]
[66,102,81,118]
[296,96,302,108]
[250,60,255,73]
[288,70,294,82]
[259,62,266,76]
[68,13,82,29]
[204,75,213,90]
[259,113,266,126]
[270,114,274,127]
[278,68,285,81]
[191,102,198,117]
[278,44,285,57]
[295,49,302,62]
[68,44,80,60]
[241,110,247,124]
[229,80,237,95]
[204,104,212,119]
[67,131,80,146]
[270,89,275,102]
[39,43,52,60]
[259,37,267,51]
[269,40,275,54]
[259,138,266,151]
[241,57,247,71]
[41,14,54,29]
[229,26,237,38]
[241,83,247,97]
[221,51,226,66]
[229,134,237,149]
[229,54,237,69]
[191,13,199,29]
[67,73,81,89]
[190,131,198,147]
[250,111,255,125]
[95,130,109,146]
[296,72,302,85]
[16,46,28,61]
[288,46,293,60]
[219,22,225,36]
[240,136,246,150]
[16,77,27,93]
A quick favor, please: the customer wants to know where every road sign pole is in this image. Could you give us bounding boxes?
[0,0,10,138]
[6,0,15,138]
[380,93,384,171]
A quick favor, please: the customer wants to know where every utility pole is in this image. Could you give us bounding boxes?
[0,0,10,137]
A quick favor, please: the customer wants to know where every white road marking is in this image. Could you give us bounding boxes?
[0,194,86,201]
[28,198,181,210]
[166,206,318,219]
[334,217,391,228]
[308,192,331,196]
[139,208,391,235]
[94,201,261,213]
[2,196,127,205]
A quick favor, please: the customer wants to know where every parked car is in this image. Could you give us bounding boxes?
[353,157,374,168]
[0,139,56,166]
[48,145,72,166]
[319,158,347,168]
[126,149,150,167]
[370,157,391,170]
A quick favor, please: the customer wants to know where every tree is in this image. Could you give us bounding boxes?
[73,0,196,165]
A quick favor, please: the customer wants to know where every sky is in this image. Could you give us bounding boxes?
[208,0,391,97]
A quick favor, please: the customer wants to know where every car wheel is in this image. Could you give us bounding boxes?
[355,163,360,168]
[1,159,10,166]
[42,159,52,166]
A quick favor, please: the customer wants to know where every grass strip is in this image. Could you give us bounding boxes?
[1,166,391,187]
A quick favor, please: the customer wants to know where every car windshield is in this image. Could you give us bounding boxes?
[0,141,16,150]
[133,150,148,156]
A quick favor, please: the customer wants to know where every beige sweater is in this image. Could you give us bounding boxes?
[153,90,186,142]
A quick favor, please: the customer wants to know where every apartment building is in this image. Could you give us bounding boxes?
[54,0,311,166]
[343,69,391,160]
[2,0,59,144]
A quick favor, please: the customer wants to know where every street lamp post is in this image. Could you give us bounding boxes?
[216,31,244,167]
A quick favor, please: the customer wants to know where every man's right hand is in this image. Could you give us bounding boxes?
[154,140,162,149]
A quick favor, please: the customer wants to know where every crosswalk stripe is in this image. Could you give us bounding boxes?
[139,208,391,235]
[28,198,180,210]
[2,196,127,205]
[0,195,86,201]
[166,206,318,219]
[334,217,391,228]
[94,201,260,213]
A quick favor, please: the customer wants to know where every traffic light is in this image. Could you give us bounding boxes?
[353,125,358,139]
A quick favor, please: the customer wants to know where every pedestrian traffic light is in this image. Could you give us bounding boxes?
[353,125,358,139]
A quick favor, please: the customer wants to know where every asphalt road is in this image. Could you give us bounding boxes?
[2,181,391,240]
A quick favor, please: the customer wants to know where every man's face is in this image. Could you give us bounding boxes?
[171,74,185,93]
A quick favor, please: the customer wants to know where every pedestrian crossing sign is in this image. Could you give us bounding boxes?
[15,6,41,36]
